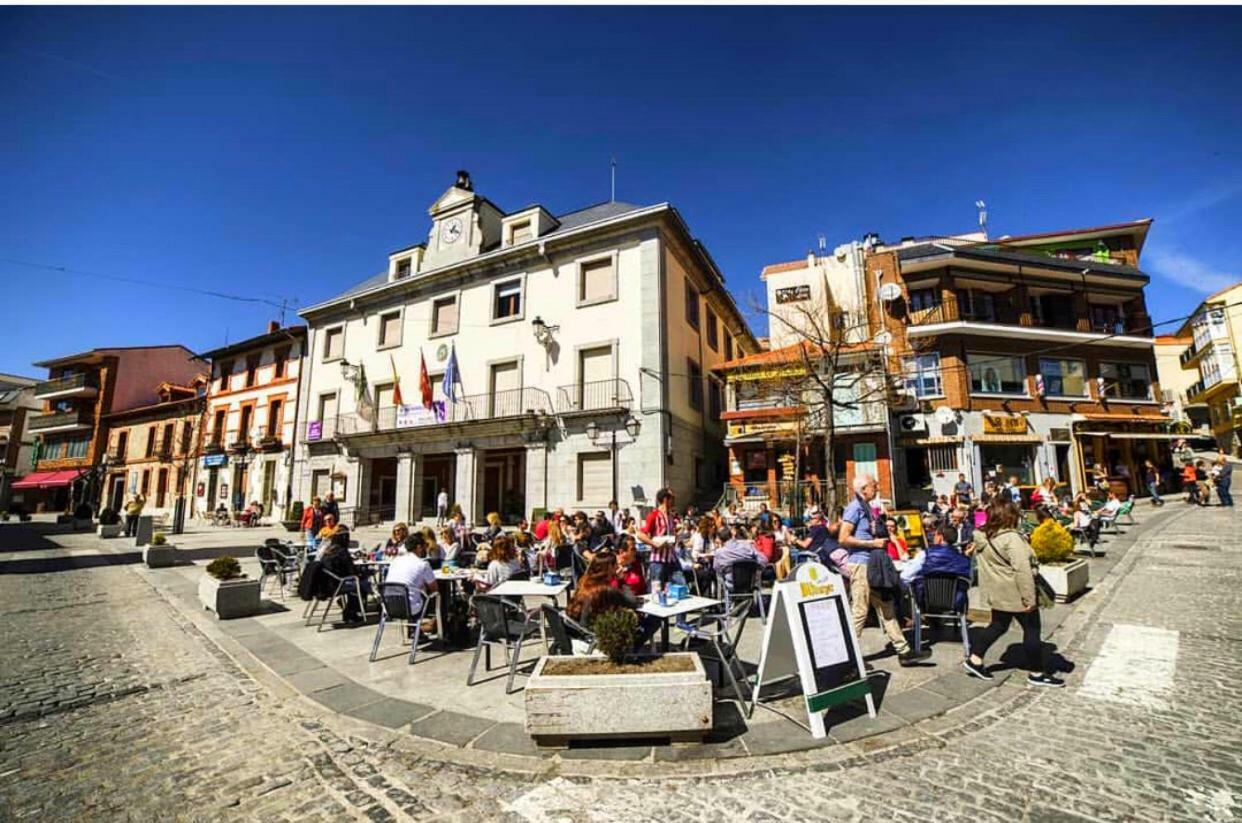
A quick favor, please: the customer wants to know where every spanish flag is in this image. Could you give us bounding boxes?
[419,350,433,409]
[389,354,404,407]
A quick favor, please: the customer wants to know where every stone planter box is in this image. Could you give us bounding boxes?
[98,524,123,538]
[198,575,261,619]
[524,653,712,747]
[281,520,302,533]
[143,544,178,568]
[1040,558,1090,602]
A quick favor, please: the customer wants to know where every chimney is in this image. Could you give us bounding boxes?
[268,321,280,334]
[455,170,473,191]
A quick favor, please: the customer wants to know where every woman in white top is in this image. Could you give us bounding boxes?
[438,527,460,564]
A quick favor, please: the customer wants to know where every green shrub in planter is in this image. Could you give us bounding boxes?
[592,607,639,666]
[206,556,243,580]
[151,532,167,546]
[98,508,120,526]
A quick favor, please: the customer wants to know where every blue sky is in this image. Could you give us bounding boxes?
[2,7,1240,376]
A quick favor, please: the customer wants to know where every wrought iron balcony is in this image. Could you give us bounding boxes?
[555,379,634,414]
[336,387,555,437]
[254,425,283,451]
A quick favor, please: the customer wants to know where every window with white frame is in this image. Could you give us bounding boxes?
[323,327,344,361]
[377,311,402,349]
[431,295,458,336]
[493,278,522,321]
[1039,357,1087,396]
[578,257,616,304]
[317,392,337,422]
[1100,362,1153,400]
[968,353,1027,395]
[395,257,412,279]
[903,353,943,398]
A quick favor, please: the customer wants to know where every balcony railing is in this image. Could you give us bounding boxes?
[304,418,337,442]
[228,433,251,452]
[719,479,851,519]
[107,446,128,464]
[555,379,633,414]
[337,387,555,437]
[28,409,94,432]
[34,373,99,398]
[1179,340,1205,367]
[254,425,284,451]
[204,439,225,455]
[905,295,1149,337]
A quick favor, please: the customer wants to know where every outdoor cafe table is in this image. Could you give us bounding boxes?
[432,568,476,649]
[490,579,571,644]
[638,594,721,652]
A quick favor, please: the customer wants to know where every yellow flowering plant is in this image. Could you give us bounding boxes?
[1030,519,1075,564]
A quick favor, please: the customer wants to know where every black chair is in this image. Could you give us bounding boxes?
[718,560,767,623]
[541,603,596,656]
[370,582,440,664]
[255,544,298,600]
[1073,518,1102,558]
[316,566,368,631]
[467,594,541,693]
[911,573,972,657]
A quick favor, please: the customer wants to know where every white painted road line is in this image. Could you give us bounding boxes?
[1080,623,1179,710]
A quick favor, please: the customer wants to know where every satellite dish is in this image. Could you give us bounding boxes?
[874,331,892,346]
[878,283,902,302]
[934,406,956,425]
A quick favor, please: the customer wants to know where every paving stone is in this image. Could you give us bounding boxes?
[471,722,545,756]
[345,697,432,730]
[407,710,496,747]
[311,684,385,714]
[286,666,351,694]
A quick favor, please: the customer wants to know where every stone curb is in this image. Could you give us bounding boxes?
[134,503,1184,779]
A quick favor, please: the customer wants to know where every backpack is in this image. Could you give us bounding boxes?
[443,595,473,648]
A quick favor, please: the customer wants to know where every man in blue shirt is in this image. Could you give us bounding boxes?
[839,475,930,666]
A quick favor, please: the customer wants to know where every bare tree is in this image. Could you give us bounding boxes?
[748,274,903,513]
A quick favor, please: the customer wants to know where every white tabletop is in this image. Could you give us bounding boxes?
[434,569,475,581]
[489,579,571,598]
[638,594,720,619]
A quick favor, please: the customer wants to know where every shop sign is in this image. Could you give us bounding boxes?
[982,413,1028,435]
[775,285,811,304]
[306,420,322,441]
[396,402,447,429]
[728,420,797,439]
[202,453,228,468]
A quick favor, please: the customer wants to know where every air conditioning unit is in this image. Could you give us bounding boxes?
[898,414,927,434]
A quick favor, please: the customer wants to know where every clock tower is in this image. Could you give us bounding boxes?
[422,170,504,270]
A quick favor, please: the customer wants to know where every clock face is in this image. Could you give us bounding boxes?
[441,217,463,245]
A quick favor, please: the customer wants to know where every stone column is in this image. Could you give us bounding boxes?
[394,451,417,524]
[454,447,476,523]
[524,441,548,519]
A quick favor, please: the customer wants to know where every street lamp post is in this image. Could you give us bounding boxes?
[586,415,642,504]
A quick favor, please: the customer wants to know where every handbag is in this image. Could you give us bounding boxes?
[1033,571,1057,610]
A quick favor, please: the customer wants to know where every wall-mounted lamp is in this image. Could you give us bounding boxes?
[532,316,559,347]
[585,420,600,443]
[624,415,642,438]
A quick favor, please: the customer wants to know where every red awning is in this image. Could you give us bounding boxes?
[10,470,84,490]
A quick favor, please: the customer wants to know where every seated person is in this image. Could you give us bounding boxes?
[948,506,973,546]
[899,524,972,613]
[1099,492,1123,517]
[314,514,340,558]
[481,511,505,544]
[380,522,409,557]
[318,529,371,623]
[475,534,521,593]
[567,552,658,644]
[885,517,909,561]
[437,527,460,564]
[384,533,437,624]
[613,537,647,599]
[753,522,779,565]
[712,526,769,586]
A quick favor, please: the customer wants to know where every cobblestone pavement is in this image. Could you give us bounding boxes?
[2,502,1241,821]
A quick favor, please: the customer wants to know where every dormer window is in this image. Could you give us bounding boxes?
[509,221,533,245]
[395,257,412,279]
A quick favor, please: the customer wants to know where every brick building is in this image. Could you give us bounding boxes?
[869,219,1170,505]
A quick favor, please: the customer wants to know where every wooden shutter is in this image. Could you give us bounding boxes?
[433,298,458,334]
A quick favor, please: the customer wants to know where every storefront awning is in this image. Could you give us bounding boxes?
[973,434,1045,444]
[10,470,84,489]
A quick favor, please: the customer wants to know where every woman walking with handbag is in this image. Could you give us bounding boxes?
[963,498,1065,688]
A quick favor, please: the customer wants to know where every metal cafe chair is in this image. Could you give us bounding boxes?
[681,597,752,708]
[718,560,767,624]
[467,594,541,694]
[316,567,368,632]
[370,582,441,664]
[911,573,973,658]
[541,603,596,656]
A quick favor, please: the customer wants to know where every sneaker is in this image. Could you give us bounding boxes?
[1027,673,1066,688]
[962,659,994,680]
[897,648,932,666]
